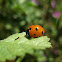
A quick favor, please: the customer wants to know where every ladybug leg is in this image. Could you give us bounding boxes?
[34,36,39,38]
[35,37,38,38]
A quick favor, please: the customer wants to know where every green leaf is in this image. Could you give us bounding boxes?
[0,32,52,62]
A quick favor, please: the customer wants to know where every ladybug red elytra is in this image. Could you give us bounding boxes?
[26,25,45,38]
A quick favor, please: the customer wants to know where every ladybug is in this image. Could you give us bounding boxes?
[26,25,45,38]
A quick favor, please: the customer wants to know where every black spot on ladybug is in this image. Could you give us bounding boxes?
[36,28,38,31]
[34,34,36,35]
[42,31,43,34]
[29,28,31,30]
[15,37,19,40]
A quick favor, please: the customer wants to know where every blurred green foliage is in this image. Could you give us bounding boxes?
[0,0,62,62]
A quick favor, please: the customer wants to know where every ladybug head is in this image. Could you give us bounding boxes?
[26,28,31,37]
